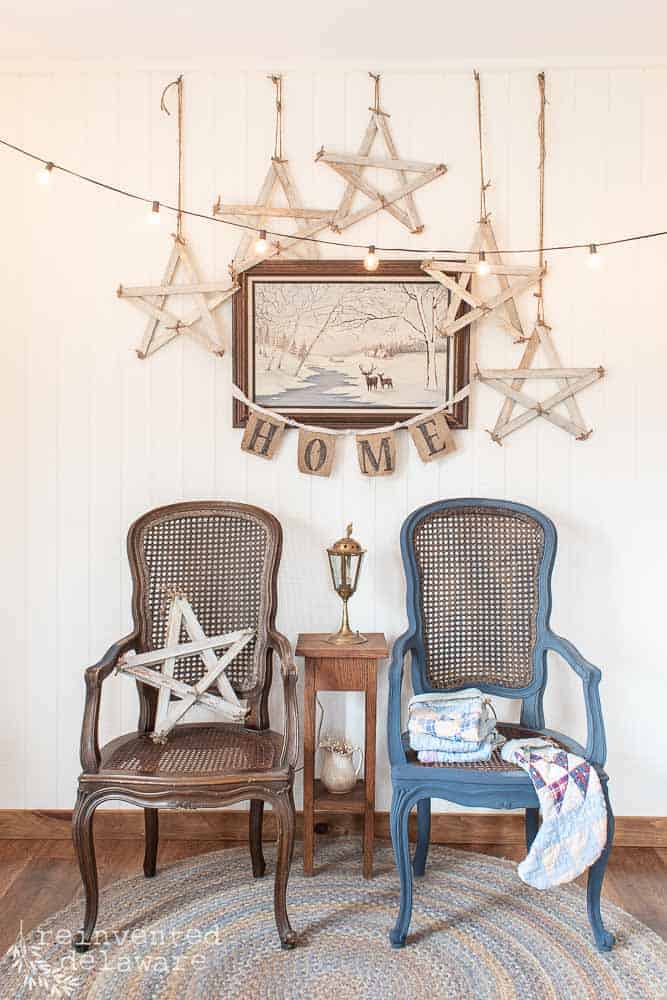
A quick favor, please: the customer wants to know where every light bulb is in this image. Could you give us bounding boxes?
[255,230,268,255]
[364,245,380,271]
[587,244,602,269]
[476,250,490,276]
[38,161,54,186]
[148,200,161,225]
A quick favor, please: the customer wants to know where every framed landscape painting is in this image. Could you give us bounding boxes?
[232,259,470,429]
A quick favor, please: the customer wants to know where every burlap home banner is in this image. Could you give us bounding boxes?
[233,381,470,477]
[297,429,337,477]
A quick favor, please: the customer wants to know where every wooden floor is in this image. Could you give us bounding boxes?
[0,838,664,954]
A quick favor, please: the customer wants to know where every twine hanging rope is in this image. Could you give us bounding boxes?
[369,72,382,115]
[473,70,491,224]
[160,75,185,240]
[536,71,547,324]
[270,75,284,161]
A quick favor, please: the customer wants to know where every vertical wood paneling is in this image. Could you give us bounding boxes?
[86,73,125,754]
[1,65,664,813]
[117,71,152,739]
[212,70,248,502]
[0,74,27,806]
[54,74,93,804]
[21,74,62,806]
[181,70,218,502]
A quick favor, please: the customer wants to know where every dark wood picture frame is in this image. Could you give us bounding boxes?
[232,259,470,430]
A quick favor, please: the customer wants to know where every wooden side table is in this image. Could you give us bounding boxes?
[295,632,389,880]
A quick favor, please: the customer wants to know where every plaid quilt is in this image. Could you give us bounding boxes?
[501,738,607,889]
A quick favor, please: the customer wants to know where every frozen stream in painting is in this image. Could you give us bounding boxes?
[257,355,448,410]
[258,365,365,407]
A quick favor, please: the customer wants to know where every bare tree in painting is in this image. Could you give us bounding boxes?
[293,293,357,376]
[329,283,449,389]
[397,284,449,389]
[255,284,322,371]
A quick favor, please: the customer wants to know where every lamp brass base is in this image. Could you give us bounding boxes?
[325,630,368,646]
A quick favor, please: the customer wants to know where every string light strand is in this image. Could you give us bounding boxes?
[3,133,666,258]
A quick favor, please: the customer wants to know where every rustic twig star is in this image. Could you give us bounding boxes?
[475,322,605,443]
[118,75,238,359]
[214,75,336,277]
[214,157,335,277]
[118,235,238,359]
[317,73,446,235]
[422,220,544,340]
[117,593,253,743]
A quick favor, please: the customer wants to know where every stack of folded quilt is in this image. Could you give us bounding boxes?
[408,688,503,763]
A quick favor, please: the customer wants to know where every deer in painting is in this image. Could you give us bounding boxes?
[359,363,379,391]
[377,371,394,389]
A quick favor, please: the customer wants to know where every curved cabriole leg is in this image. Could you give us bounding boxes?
[143,808,159,878]
[413,797,431,877]
[287,789,296,866]
[273,791,297,949]
[249,799,266,878]
[389,788,414,948]
[587,782,615,952]
[72,791,99,952]
[525,808,539,852]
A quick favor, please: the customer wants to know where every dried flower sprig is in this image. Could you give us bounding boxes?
[319,736,357,755]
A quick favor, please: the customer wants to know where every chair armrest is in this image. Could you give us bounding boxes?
[544,631,607,767]
[80,631,139,774]
[387,630,419,766]
[268,630,299,771]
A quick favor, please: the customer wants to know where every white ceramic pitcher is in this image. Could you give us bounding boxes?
[319,743,363,795]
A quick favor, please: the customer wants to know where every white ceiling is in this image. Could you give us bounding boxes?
[0,0,664,65]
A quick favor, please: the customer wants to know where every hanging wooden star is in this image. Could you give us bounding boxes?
[476,322,605,442]
[214,156,335,276]
[421,220,544,339]
[117,592,254,743]
[118,235,239,358]
[213,76,336,277]
[316,72,447,235]
[478,72,603,444]
[117,75,237,359]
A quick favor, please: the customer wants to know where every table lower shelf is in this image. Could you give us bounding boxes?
[313,779,367,814]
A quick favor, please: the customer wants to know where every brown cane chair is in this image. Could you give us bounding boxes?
[73,501,299,951]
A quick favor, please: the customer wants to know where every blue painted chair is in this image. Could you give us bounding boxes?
[387,498,614,951]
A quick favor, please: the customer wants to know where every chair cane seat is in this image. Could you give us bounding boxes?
[403,723,564,772]
[98,723,285,779]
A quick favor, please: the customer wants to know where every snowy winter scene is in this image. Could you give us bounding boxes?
[252,279,456,412]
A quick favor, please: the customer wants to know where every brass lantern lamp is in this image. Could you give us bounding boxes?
[326,523,367,645]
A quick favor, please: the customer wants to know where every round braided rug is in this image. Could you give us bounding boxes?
[1,842,665,999]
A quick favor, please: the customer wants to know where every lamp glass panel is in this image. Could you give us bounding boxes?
[328,553,342,590]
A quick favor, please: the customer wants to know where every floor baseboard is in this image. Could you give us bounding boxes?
[0,809,664,847]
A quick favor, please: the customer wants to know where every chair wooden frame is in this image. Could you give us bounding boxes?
[387,498,614,952]
[73,501,299,951]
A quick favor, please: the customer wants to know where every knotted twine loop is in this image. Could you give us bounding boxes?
[536,71,547,325]
[270,74,284,161]
[160,74,184,241]
[369,72,385,115]
[473,70,492,224]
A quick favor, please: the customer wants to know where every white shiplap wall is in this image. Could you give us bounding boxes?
[1,65,666,814]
